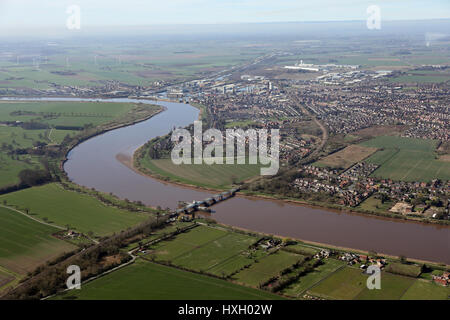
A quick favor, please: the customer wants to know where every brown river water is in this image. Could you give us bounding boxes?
[3,97,448,264]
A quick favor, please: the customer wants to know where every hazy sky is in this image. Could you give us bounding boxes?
[1,0,449,30]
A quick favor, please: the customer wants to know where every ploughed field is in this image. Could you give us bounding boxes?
[314,144,377,170]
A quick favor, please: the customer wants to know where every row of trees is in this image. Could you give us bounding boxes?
[3,217,168,300]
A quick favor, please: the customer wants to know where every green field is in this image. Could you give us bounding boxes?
[147,225,228,261]
[389,70,450,84]
[48,129,80,144]
[234,251,304,287]
[357,195,394,213]
[0,206,76,275]
[53,259,283,300]
[307,265,447,300]
[141,156,264,189]
[0,153,42,187]
[385,262,422,277]
[0,100,149,189]
[171,232,257,275]
[309,267,367,300]
[355,272,415,300]
[145,225,259,276]
[123,222,195,251]
[0,42,261,90]
[401,279,450,300]
[0,101,135,127]
[0,183,149,237]
[282,258,345,297]
[360,136,450,182]
[283,243,319,256]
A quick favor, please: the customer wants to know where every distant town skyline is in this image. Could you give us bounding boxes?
[1,0,449,32]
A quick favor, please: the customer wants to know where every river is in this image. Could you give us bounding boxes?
[2,97,449,264]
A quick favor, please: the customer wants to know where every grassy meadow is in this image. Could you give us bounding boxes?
[140,156,264,189]
[0,183,149,237]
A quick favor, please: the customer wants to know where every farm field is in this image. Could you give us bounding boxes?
[0,183,149,237]
[234,251,304,287]
[144,225,259,276]
[308,266,367,300]
[145,225,229,261]
[0,100,157,189]
[53,259,283,300]
[171,232,257,275]
[384,262,422,277]
[123,222,195,251]
[389,70,450,83]
[306,265,447,300]
[141,156,264,188]
[283,243,319,256]
[48,129,80,144]
[360,136,450,181]
[0,206,76,275]
[0,42,261,90]
[314,145,377,170]
[401,279,450,300]
[0,101,135,127]
[282,258,345,297]
[355,272,415,300]
[0,267,17,292]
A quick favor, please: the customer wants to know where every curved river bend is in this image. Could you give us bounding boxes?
[4,97,448,264]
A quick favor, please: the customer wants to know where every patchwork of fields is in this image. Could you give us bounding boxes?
[53,258,282,300]
[0,183,149,236]
[234,250,305,287]
[303,266,449,300]
[144,225,260,277]
[282,258,345,297]
[0,43,260,90]
[0,100,152,189]
[360,136,450,182]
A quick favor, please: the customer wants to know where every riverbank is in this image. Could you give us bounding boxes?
[132,146,450,227]
[56,97,450,265]
[203,218,450,268]
[60,103,165,172]
[130,155,450,265]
